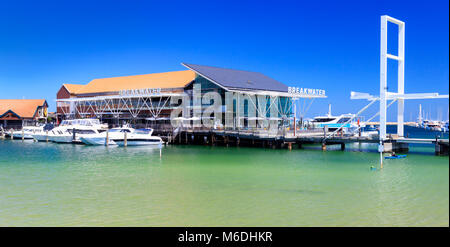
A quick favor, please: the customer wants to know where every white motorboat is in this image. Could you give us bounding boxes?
[51,126,103,144]
[360,125,379,138]
[310,105,362,132]
[80,126,135,145]
[47,119,107,143]
[113,128,163,146]
[30,124,55,141]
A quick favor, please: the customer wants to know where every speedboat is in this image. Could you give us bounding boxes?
[50,126,101,144]
[421,120,445,132]
[310,104,362,133]
[113,128,163,146]
[12,126,45,140]
[30,124,55,141]
[360,125,379,138]
[47,119,107,144]
[80,126,135,145]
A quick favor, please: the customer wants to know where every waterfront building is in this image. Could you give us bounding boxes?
[56,84,85,124]
[56,63,326,129]
[0,99,48,129]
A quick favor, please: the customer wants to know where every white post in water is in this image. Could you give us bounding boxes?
[124,131,127,147]
[105,130,109,147]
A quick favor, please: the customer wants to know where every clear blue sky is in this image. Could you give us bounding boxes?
[0,0,448,121]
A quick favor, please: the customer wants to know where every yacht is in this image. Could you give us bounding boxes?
[421,120,445,132]
[113,128,163,146]
[415,104,446,132]
[310,104,361,132]
[79,126,135,145]
[47,119,107,144]
[51,126,102,144]
[29,123,55,141]
[360,125,379,138]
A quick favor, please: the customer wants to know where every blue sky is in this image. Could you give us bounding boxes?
[0,0,448,121]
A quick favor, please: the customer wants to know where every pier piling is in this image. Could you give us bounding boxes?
[106,131,109,146]
[10,129,13,140]
[435,141,449,156]
[124,131,127,147]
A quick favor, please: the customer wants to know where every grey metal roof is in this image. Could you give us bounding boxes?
[182,63,289,92]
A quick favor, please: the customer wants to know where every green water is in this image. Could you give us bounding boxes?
[0,139,448,226]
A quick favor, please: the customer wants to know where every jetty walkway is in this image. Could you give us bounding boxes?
[154,128,449,156]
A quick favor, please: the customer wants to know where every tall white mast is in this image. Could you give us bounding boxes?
[419,104,422,123]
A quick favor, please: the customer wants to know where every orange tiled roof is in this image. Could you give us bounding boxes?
[0,99,47,119]
[75,70,196,95]
[63,84,84,94]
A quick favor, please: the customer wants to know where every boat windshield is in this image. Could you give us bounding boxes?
[134,129,152,135]
[313,118,335,123]
[109,129,132,133]
[60,119,100,126]
[60,120,73,126]
[337,117,352,123]
[73,119,100,126]
[67,129,97,134]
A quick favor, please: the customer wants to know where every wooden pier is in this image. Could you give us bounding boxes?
[154,128,449,156]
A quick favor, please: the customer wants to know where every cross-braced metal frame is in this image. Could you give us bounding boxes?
[57,93,184,121]
[57,90,326,131]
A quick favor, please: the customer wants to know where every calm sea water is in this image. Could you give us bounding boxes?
[0,127,448,226]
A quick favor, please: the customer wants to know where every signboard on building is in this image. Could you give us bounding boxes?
[119,88,161,96]
[288,87,326,97]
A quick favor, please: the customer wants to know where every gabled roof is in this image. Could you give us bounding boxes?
[75,70,196,95]
[62,84,85,94]
[182,63,289,92]
[0,99,47,119]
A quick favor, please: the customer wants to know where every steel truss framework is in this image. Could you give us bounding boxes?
[57,93,183,120]
[57,90,327,128]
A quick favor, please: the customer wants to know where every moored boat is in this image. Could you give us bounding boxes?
[113,128,163,146]
[47,119,107,144]
[310,105,362,133]
[80,126,135,145]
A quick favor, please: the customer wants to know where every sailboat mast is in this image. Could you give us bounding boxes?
[419,104,422,123]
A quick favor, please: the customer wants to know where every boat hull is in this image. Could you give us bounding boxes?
[49,135,74,143]
[80,136,117,146]
[32,134,49,142]
[12,133,34,139]
[115,139,162,146]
